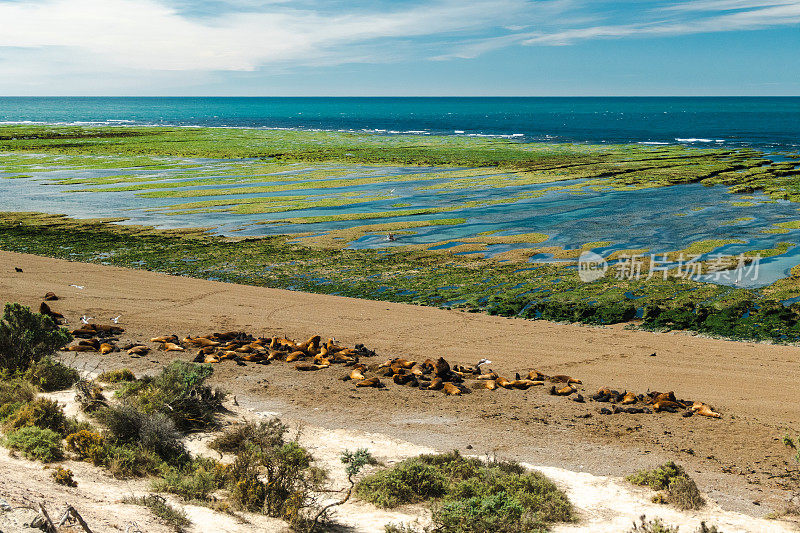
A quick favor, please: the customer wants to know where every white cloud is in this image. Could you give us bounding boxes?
[0,0,533,72]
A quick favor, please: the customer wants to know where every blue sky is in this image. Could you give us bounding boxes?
[0,0,798,95]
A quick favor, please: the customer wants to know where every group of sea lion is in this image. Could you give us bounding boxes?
[590,387,721,418]
[43,293,722,420]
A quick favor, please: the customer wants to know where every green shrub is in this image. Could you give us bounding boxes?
[123,494,191,532]
[628,515,679,533]
[97,368,136,383]
[358,452,572,532]
[0,400,24,422]
[356,458,448,507]
[3,397,72,435]
[627,462,686,491]
[666,475,705,510]
[52,466,77,487]
[117,361,225,431]
[24,357,79,391]
[628,462,705,510]
[94,404,187,464]
[0,303,72,373]
[0,378,36,406]
[4,426,64,462]
[66,429,106,465]
[209,418,287,454]
[104,443,164,478]
[153,456,227,501]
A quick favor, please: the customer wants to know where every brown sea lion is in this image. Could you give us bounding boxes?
[509,379,535,390]
[426,377,444,390]
[472,380,498,390]
[527,370,547,381]
[434,357,451,378]
[150,335,177,343]
[548,375,581,385]
[393,373,416,386]
[296,362,329,371]
[127,346,149,356]
[218,350,238,360]
[71,328,96,338]
[348,364,367,381]
[44,292,58,301]
[621,392,637,405]
[550,385,577,396]
[162,342,185,352]
[79,338,100,349]
[476,371,498,380]
[495,376,513,389]
[204,353,221,364]
[286,351,306,363]
[648,391,677,404]
[39,302,63,320]
[355,377,383,388]
[92,324,124,335]
[442,382,462,395]
[690,402,721,418]
[66,344,97,352]
[99,343,116,355]
[652,400,685,412]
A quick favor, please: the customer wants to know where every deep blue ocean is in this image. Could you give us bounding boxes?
[0,97,798,153]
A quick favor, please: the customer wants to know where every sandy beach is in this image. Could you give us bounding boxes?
[2,249,800,522]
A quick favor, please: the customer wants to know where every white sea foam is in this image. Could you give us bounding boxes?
[638,141,670,145]
[675,137,714,143]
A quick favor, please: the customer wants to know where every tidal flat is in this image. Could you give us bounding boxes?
[3,125,800,341]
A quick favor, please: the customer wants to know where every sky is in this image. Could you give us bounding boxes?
[0,0,798,95]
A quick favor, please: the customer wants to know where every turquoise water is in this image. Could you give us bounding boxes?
[1,97,799,153]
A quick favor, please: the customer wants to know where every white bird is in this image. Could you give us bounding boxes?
[476,358,492,367]
[70,284,84,290]
[110,315,121,324]
[80,315,94,325]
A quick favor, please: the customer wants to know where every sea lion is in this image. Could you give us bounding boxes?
[296,335,321,353]
[355,377,383,388]
[286,351,306,363]
[99,343,116,355]
[91,324,124,335]
[442,383,462,396]
[162,342,185,352]
[295,362,329,371]
[79,338,100,349]
[527,370,547,381]
[550,384,577,396]
[71,328,96,338]
[472,380,497,390]
[434,357,451,378]
[44,292,58,301]
[393,373,416,386]
[476,371,498,380]
[690,402,721,418]
[648,391,677,404]
[426,377,444,390]
[509,379,537,390]
[66,344,98,352]
[151,335,178,343]
[621,392,637,405]
[652,400,685,412]
[39,302,63,320]
[204,353,221,364]
[218,350,238,360]
[548,375,581,385]
[127,346,149,356]
[348,364,367,381]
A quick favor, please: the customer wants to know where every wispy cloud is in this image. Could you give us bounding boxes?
[0,0,798,92]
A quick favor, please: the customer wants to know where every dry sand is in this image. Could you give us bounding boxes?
[2,249,800,526]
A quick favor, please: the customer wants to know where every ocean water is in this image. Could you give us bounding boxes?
[1,97,799,153]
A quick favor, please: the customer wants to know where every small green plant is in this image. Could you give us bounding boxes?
[24,357,79,391]
[209,418,287,454]
[95,403,187,464]
[97,368,136,382]
[153,456,227,501]
[52,466,77,487]
[4,426,64,462]
[0,377,36,406]
[123,494,191,532]
[66,429,106,464]
[628,462,705,510]
[117,361,225,431]
[310,448,377,532]
[3,397,72,435]
[628,515,680,533]
[357,452,572,532]
[0,303,72,373]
